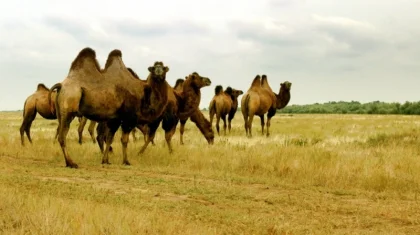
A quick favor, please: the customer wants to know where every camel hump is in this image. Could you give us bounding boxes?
[104,49,123,69]
[174,78,184,89]
[37,83,49,92]
[215,85,223,95]
[69,47,99,72]
[225,86,233,95]
[109,49,122,58]
[127,67,140,79]
[250,75,261,88]
[261,74,273,90]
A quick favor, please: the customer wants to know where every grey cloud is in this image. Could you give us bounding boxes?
[311,15,384,56]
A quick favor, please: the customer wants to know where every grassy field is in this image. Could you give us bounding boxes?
[1,111,420,234]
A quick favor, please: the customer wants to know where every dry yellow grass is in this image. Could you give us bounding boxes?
[1,111,420,234]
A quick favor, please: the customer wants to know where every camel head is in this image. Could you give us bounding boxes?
[148,61,169,82]
[187,72,211,89]
[275,81,292,109]
[231,88,244,98]
[280,81,292,91]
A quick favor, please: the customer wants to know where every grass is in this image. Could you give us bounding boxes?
[1,111,420,234]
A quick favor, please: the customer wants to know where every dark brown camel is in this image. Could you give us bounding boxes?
[241,74,292,137]
[176,75,213,145]
[137,73,213,154]
[209,85,243,135]
[49,47,170,168]
[20,83,95,146]
[94,67,151,153]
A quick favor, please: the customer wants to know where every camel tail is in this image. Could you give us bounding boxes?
[22,99,28,117]
[49,83,62,115]
[209,99,216,116]
[243,94,250,116]
[215,85,223,95]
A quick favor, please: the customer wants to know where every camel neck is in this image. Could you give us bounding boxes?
[276,89,291,109]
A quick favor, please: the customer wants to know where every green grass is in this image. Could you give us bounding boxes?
[1,112,420,234]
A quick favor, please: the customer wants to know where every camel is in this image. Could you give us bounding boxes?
[19,83,96,146]
[174,76,214,145]
[94,67,151,153]
[137,73,213,154]
[209,85,243,135]
[241,74,292,137]
[49,47,170,168]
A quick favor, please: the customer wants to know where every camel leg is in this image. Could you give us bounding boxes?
[221,114,227,136]
[101,120,120,165]
[54,125,59,142]
[57,114,78,168]
[88,120,97,143]
[96,122,113,154]
[162,112,179,154]
[131,128,137,142]
[259,115,265,135]
[20,108,37,146]
[121,130,131,166]
[77,116,88,144]
[228,110,235,133]
[242,110,249,136]
[190,110,214,144]
[247,114,255,138]
[215,114,221,136]
[138,117,162,155]
[179,119,187,145]
[266,108,276,137]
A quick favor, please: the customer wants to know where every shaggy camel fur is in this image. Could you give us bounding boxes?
[20,84,95,146]
[241,74,292,137]
[49,47,170,168]
[209,85,243,135]
[137,73,213,154]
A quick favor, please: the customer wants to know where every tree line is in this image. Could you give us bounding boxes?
[269,101,420,115]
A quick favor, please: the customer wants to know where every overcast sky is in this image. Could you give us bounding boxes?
[1,0,419,111]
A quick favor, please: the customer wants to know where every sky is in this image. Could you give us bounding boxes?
[1,0,420,111]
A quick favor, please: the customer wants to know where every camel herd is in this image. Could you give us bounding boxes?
[19,47,292,168]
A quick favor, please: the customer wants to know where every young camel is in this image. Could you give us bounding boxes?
[137,73,213,154]
[19,83,95,146]
[209,85,243,135]
[241,74,292,137]
[49,47,170,168]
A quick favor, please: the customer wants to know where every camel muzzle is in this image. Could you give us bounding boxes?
[203,78,211,86]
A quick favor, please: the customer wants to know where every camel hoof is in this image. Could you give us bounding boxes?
[66,163,79,169]
[123,161,131,166]
[101,160,111,165]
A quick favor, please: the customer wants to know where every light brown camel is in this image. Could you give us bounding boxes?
[241,74,292,137]
[137,73,213,154]
[209,85,243,135]
[49,47,170,168]
[19,83,95,146]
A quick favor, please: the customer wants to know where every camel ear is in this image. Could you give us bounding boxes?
[148,66,154,72]
[164,66,169,72]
